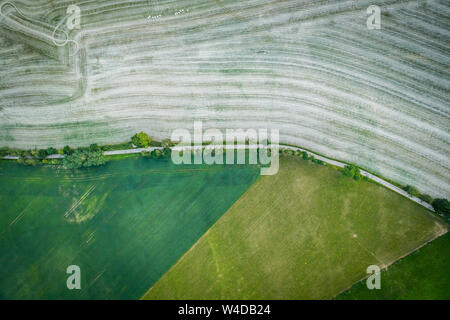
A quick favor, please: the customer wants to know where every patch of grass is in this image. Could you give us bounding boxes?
[100,141,133,151]
[336,232,449,300]
[105,152,142,160]
[0,158,260,299]
[144,156,447,299]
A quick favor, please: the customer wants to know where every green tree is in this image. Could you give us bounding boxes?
[432,199,450,218]
[63,149,106,169]
[38,149,48,159]
[46,147,57,155]
[152,149,162,158]
[89,143,99,151]
[131,131,152,148]
[342,164,362,181]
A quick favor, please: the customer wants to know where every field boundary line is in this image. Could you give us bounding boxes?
[332,227,449,299]
[140,173,263,299]
[1,143,439,212]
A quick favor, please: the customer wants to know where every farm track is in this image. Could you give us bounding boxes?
[0,0,449,198]
[2,142,436,211]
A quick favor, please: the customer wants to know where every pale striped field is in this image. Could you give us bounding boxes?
[0,0,449,198]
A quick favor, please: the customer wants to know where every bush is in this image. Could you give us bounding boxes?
[63,149,106,169]
[38,149,48,159]
[31,149,39,158]
[63,145,74,155]
[432,199,450,218]
[285,149,295,155]
[301,151,308,160]
[10,149,21,156]
[419,194,433,204]
[46,147,57,155]
[403,185,420,197]
[162,147,171,158]
[89,143,100,151]
[342,164,362,181]
[0,147,11,156]
[149,140,162,147]
[131,131,152,148]
[161,139,173,149]
[24,158,38,166]
[152,149,162,158]
[20,150,31,158]
[312,158,325,165]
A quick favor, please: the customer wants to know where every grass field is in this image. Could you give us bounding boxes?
[337,232,449,300]
[0,158,259,299]
[144,156,447,299]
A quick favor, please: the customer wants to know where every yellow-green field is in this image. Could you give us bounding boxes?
[144,156,447,299]
[337,232,450,300]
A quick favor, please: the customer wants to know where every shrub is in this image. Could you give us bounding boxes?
[149,140,162,147]
[311,158,324,165]
[89,143,100,151]
[0,147,10,156]
[63,145,74,155]
[31,149,39,158]
[342,164,362,181]
[46,147,57,155]
[10,149,21,156]
[419,194,433,204]
[152,149,162,158]
[285,149,294,155]
[24,158,38,166]
[20,150,31,158]
[162,147,171,158]
[403,185,420,197]
[38,149,48,159]
[301,151,308,160]
[161,139,172,149]
[432,199,450,218]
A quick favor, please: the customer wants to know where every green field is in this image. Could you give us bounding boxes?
[337,232,449,300]
[0,158,259,299]
[144,156,447,299]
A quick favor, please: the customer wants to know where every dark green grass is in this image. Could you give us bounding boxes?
[337,232,449,300]
[0,158,259,299]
